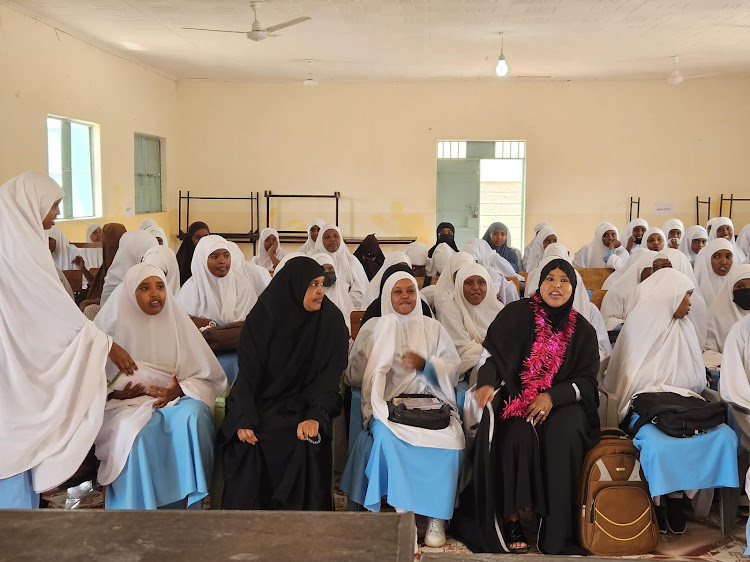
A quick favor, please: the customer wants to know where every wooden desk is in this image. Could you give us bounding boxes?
[0,510,416,562]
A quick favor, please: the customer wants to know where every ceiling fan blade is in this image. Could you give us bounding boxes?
[264,17,311,33]
[181,27,249,33]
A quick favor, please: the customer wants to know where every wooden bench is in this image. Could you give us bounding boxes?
[350,310,365,340]
[505,276,520,292]
[63,270,83,293]
[590,289,607,310]
[575,267,613,291]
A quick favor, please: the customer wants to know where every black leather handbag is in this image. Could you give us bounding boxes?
[387,393,451,430]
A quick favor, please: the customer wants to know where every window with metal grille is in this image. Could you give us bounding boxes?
[134,134,163,214]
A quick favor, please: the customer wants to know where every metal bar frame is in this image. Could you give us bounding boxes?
[696,196,711,225]
[264,190,341,229]
[629,196,641,221]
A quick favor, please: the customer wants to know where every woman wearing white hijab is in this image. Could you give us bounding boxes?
[298,218,327,255]
[430,251,476,310]
[738,224,750,260]
[600,250,657,330]
[177,235,258,326]
[0,172,133,508]
[436,263,503,383]
[460,238,521,304]
[709,217,747,263]
[341,271,464,548]
[361,251,412,310]
[144,225,167,246]
[404,241,430,279]
[622,218,649,254]
[705,264,750,355]
[76,223,104,270]
[522,222,552,271]
[522,226,557,274]
[526,243,612,361]
[101,230,159,305]
[226,240,271,297]
[313,253,355,333]
[663,219,685,249]
[693,238,735,307]
[573,222,629,269]
[678,225,708,266]
[45,225,80,271]
[142,245,180,296]
[604,268,738,532]
[314,224,369,309]
[94,263,227,508]
[252,227,288,272]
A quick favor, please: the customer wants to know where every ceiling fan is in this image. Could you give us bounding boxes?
[182,2,311,42]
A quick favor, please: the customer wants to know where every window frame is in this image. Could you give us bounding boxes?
[134,133,164,215]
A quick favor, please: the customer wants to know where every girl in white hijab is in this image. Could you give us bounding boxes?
[314,224,369,309]
[298,218,327,255]
[45,225,80,271]
[430,251,476,310]
[177,235,258,326]
[522,222,552,271]
[76,223,104,270]
[526,244,612,361]
[0,172,132,508]
[523,226,557,274]
[144,225,167,246]
[663,219,685,249]
[94,263,227,509]
[313,253,356,333]
[709,217,747,263]
[600,250,658,331]
[678,225,708,266]
[705,264,750,355]
[405,241,430,279]
[101,230,159,305]
[341,271,464,547]
[252,227,288,272]
[226,240,271,297]
[142,245,180,296]
[436,263,504,383]
[573,222,629,269]
[460,239,521,304]
[693,238,735,307]
[737,224,750,260]
[361,251,412,309]
[622,218,649,253]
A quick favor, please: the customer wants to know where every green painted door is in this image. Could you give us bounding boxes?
[436,158,480,248]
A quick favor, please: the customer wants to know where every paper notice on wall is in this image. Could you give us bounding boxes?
[654,202,673,216]
[124,203,134,219]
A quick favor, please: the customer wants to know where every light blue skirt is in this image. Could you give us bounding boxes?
[632,420,738,498]
[0,470,39,509]
[341,419,462,520]
[105,398,214,509]
[216,351,239,386]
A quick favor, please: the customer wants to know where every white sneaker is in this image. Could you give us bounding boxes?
[424,517,447,548]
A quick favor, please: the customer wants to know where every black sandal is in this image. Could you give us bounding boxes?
[504,519,530,554]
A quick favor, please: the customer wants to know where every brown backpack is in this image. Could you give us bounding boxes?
[579,427,659,556]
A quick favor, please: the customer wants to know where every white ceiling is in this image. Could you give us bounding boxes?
[5,0,750,82]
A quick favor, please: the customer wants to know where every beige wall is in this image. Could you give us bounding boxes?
[177,77,750,252]
[0,6,179,247]
[4,1,750,257]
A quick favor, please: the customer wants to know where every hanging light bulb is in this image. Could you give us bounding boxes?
[495,33,509,77]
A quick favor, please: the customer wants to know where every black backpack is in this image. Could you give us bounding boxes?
[623,391,726,438]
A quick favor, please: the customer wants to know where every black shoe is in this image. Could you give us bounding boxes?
[655,505,668,534]
[666,497,687,535]
[504,519,530,554]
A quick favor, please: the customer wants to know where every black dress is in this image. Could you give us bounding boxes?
[220,257,349,510]
[450,296,601,555]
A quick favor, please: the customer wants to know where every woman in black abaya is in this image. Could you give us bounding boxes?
[450,259,600,555]
[220,257,349,510]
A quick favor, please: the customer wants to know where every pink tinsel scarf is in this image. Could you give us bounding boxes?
[501,293,578,420]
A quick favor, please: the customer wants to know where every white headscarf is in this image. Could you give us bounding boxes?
[86,223,103,242]
[94,263,227,485]
[600,250,658,331]
[706,264,750,353]
[356,272,464,450]
[298,218,327,255]
[434,251,476,309]
[707,217,720,234]
[522,222,553,268]
[0,172,110,492]
[604,268,706,421]
[678,225,708,265]
[662,219,685,243]
[312,252,355,332]
[657,248,708,349]
[77,223,104,271]
[639,227,666,253]
[225,240,271,297]
[623,218,649,248]
[101,230,158,305]
[738,224,750,258]
[523,226,556,274]
[573,222,620,268]
[254,227,288,271]
[694,238,735,307]
[314,224,369,308]
[274,251,305,276]
[176,235,258,324]
[461,238,516,278]
[139,218,158,231]
[361,251,412,309]
[144,225,167,245]
[709,217,747,263]
[719,314,750,416]
[45,225,80,270]
[142,245,180,296]
[405,241,429,267]
[431,242,455,275]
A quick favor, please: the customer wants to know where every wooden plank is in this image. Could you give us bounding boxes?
[422,554,623,562]
[0,511,416,562]
[63,270,83,293]
[71,242,102,248]
[590,289,607,310]
[575,268,613,291]
[350,310,365,340]
[505,276,520,292]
